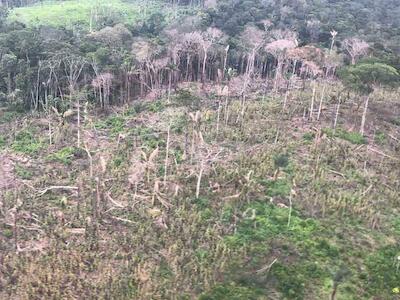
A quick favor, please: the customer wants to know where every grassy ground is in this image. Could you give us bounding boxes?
[9,0,180,30]
[0,84,399,299]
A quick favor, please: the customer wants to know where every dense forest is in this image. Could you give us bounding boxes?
[0,0,399,299]
[0,0,399,111]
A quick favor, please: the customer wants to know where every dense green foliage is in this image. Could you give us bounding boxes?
[338,62,400,94]
[0,0,399,110]
[207,0,400,48]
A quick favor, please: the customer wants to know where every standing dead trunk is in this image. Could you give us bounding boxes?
[48,117,53,145]
[317,84,326,121]
[310,83,316,120]
[13,209,18,253]
[216,98,221,139]
[196,160,204,199]
[273,58,282,93]
[186,54,191,81]
[333,96,341,131]
[360,95,369,135]
[77,96,81,148]
[202,52,207,83]
[223,45,230,80]
[167,71,172,103]
[163,124,170,184]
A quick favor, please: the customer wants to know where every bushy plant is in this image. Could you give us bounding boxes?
[364,246,400,297]
[323,128,366,144]
[14,164,33,179]
[173,89,201,111]
[47,147,78,165]
[95,115,127,136]
[12,130,42,155]
[0,135,5,148]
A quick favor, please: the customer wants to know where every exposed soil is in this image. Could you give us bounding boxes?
[0,152,16,191]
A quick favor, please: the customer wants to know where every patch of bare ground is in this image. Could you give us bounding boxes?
[0,152,22,191]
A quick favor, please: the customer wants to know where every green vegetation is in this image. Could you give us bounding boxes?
[173,89,201,111]
[225,202,317,247]
[0,111,21,124]
[374,131,386,145]
[14,163,33,179]
[11,130,43,155]
[365,245,400,295]
[1,90,399,299]
[323,128,367,145]
[339,63,400,95]
[0,135,5,148]
[302,132,315,142]
[9,0,173,30]
[95,115,126,136]
[47,146,78,165]
[0,0,399,299]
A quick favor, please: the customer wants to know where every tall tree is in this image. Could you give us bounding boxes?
[338,62,400,135]
[342,38,369,65]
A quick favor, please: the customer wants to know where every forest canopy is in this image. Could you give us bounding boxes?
[0,0,399,109]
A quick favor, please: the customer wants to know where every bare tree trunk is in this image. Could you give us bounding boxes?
[89,9,93,32]
[196,161,204,199]
[224,96,229,125]
[163,124,170,185]
[13,209,18,253]
[283,90,289,110]
[84,144,93,178]
[310,83,316,120]
[186,54,191,81]
[223,46,229,80]
[360,95,369,135]
[273,58,282,93]
[202,52,207,83]
[333,96,341,131]
[331,283,338,300]
[7,72,12,95]
[48,117,52,145]
[77,96,81,148]
[287,191,293,228]
[216,98,221,139]
[317,84,326,121]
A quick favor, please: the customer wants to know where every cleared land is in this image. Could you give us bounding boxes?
[9,0,177,30]
[1,84,399,299]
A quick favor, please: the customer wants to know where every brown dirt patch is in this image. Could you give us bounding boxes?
[0,152,16,191]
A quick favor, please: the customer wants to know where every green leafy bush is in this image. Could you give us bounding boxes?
[173,89,201,111]
[0,135,5,148]
[147,100,165,113]
[323,128,366,144]
[374,131,386,145]
[260,179,291,198]
[132,126,165,149]
[15,164,33,179]
[12,130,42,155]
[225,202,317,247]
[171,114,188,134]
[303,132,315,142]
[47,147,78,165]
[273,153,290,170]
[365,245,400,297]
[0,111,20,123]
[95,116,126,136]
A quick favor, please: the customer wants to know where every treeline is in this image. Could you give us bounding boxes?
[0,0,399,112]
[0,0,45,8]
